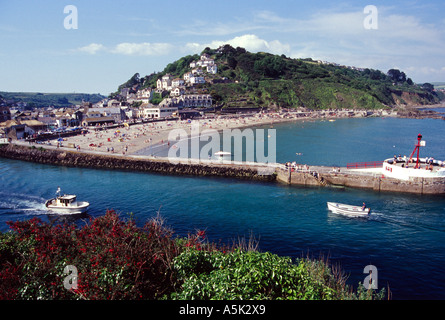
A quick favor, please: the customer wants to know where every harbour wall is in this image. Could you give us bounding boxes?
[1,144,444,195]
[276,167,445,195]
[0,144,275,182]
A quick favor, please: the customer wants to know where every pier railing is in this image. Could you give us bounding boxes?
[346,161,384,169]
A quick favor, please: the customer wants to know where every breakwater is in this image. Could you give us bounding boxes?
[0,144,275,182]
[1,143,444,195]
[276,167,445,195]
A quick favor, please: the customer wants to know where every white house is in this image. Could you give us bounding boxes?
[189,76,205,85]
[87,107,126,122]
[143,106,178,119]
[183,72,193,82]
[172,78,185,88]
[156,74,173,91]
[137,88,152,99]
[207,64,217,74]
[189,54,215,69]
[170,87,186,97]
[135,88,153,103]
[191,68,203,75]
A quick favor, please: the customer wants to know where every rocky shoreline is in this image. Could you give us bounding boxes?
[397,109,445,120]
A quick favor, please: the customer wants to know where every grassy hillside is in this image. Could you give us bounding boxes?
[116,45,443,110]
[0,92,105,109]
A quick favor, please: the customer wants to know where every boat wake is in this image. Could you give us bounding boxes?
[0,192,48,216]
[368,211,445,233]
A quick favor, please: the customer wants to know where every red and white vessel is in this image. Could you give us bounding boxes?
[382,134,445,181]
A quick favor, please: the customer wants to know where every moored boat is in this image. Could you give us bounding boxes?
[349,134,445,182]
[327,202,370,217]
[214,151,231,160]
[45,188,89,214]
[382,134,445,180]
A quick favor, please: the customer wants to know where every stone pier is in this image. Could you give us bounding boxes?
[1,143,444,195]
[276,166,445,195]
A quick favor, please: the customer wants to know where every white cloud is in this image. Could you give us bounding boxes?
[77,43,105,55]
[249,8,445,82]
[185,34,290,55]
[76,42,173,56]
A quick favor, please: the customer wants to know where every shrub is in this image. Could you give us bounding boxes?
[171,248,385,300]
[0,211,179,299]
[0,212,386,300]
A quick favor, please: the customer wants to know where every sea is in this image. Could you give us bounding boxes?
[1,117,445,300]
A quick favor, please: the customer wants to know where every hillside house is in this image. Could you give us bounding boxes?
[190,54,215,68]
[189,76,205,85]
[191,68,203,75]
[207,64,218,74]
[172,78,185,87]
[170,87,186,97]
[156,74,173,91]
[135,88,153,103]
[183,72,193,82]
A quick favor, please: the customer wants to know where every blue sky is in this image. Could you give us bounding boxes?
[1,0,444,95]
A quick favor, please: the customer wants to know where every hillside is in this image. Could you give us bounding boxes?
[115,45,443,111]
[0,92,105,109]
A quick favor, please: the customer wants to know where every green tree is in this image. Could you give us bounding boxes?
[422,83,434,92]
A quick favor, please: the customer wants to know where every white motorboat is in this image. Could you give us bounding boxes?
[327,202,370,217]
[45,188,89,214]
[214,151,231,160]
[214,151,231,157]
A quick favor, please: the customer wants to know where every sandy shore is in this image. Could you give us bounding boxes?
[48,114,288,156]
[36,110,387,157]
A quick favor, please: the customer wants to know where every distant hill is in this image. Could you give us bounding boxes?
[431,82,445,90]
[0,92,105,109]
[115,45,444,110]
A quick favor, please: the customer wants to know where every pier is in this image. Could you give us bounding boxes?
[1,143,445,195]
[275,164,445,195]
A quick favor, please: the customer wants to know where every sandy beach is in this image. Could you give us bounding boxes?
[43,114,290,156]
[35,109,389,158]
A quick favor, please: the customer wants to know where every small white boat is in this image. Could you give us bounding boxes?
[327,202,370,217]
[45,188,89,214]
[214,151,231,156]
[214,151,231,160]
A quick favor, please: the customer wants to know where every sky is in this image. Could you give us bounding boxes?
[0,0,444,95]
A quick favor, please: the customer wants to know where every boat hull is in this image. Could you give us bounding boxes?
[327,202,370,217]
[45,199,89,214]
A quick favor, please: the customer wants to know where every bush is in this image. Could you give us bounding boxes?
[0,212,386,300]
[171,248,385,300]
[0,211,178,299]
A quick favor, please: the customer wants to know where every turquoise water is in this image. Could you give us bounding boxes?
[1,117,445,299]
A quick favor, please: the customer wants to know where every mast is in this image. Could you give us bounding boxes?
[408,134,423,169]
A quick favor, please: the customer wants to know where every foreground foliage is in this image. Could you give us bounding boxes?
[0,211,385,300]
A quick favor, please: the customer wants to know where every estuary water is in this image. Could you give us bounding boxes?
[1,117,445,299]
